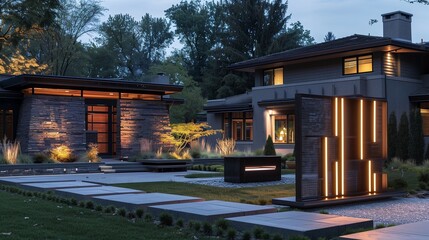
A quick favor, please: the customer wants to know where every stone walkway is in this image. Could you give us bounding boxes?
[0,173,373,239]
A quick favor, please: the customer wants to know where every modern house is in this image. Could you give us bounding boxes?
[205,11,429,154]
[0,74,182,157]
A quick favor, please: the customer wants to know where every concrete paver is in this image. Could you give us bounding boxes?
[55,186,144,200]
[21,181,100,191]
[92,193,203,210]
[148,200,276,223]
[227,211,373,240]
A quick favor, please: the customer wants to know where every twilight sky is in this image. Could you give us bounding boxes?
[96,0,429,49]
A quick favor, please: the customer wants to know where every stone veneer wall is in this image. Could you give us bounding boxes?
[16,95,86,155]
[118,99,171,157]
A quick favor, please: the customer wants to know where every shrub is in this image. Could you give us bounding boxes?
[419,181,427,190]
[258,199,267,205]
[0,137,20,164]
[17,154,33,164]
[50,145,76,162]
[159,213,173,226]
[144,214,153,222]
[253,227,264,239]
[78,201,85,207]
[217,138,236,156]
[397,112,410,161]
[86,143,100,163]
[227,229,236,240]
[263,135,276,155]
[390,178,408,189]
[262,233,270,239]
[193,221,201,232]
[254,149,264,156]
[176,218,184,228]
[135,208,144,218]
[418,171,429,183]
[202,222,213,235]
[127,212,136,219]
[388,112,398,162]
[32,152,51,163]
[241,231,251,240]
[289,236,310,240]
[215,219,229,231]
[85,201,94,209]
[272,234,284,240]
[409,109,425,165]
[95,205,103,212]
[117,208,127,217]
[190,147,201,159]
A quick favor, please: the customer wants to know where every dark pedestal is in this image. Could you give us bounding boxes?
[224,156,281,183]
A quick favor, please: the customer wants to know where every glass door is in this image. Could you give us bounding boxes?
[86,100,117,155]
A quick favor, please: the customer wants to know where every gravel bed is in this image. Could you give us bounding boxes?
[187,174,295,188]
[315,197,429,225]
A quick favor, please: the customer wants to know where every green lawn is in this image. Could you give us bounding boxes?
[0,190,212,240]
[115,182,295,204]
[185,172,224,178]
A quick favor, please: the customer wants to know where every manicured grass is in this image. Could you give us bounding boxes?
[0,190,212,240]
[115,182,295,204]
[281,169,295,174]
[185,172,224,178]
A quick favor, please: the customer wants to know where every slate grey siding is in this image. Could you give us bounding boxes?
[118,100,171,157]
[16,95,86,155]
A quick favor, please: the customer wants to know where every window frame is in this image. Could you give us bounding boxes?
[270,113,295,144]
[263,67,284,86]
[343,54,373,75]
[223,112,253,141]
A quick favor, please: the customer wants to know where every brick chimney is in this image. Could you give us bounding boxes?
[382,11,412,42]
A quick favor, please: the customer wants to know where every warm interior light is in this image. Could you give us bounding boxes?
[368,160,372,193]
[360,99,363,160]
[335,161,339,196]
[324,137,328,197]
[341,98,345,195]
[373,101,376,142]
[373,172,377,192]
[335,98,338,136]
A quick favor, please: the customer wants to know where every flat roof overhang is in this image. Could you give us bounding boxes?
[0,88,22,99]
[229,41,429,72]
[0,74,183,95]
[204,103,252,113]
[258,99,295,110]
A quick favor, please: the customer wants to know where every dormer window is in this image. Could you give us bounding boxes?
[343,55,373,75]
[263,68,283,86]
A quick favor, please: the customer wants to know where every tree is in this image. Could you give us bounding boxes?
[324,32,336,42]
[149,56,205,123]
[28,0,105,76]
[264,135,276,155]
[409,109,425,164]
[397,112,410,161]
[161,122,221,153]
[0,50,47,74]
[98,13,173,79]
[0,0,59,51]
[166,0,221,84]
[388,112,398,162]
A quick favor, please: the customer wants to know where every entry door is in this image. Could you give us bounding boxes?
[86,100,117,155]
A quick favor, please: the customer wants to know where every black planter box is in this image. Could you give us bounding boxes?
[224,156,281,183]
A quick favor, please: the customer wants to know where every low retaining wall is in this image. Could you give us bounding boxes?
[0,163,103,176]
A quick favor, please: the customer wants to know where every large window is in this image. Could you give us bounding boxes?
[343,55,373,75]
[223,112,253,141]
[263,68,283,86]
[271,114,295,143]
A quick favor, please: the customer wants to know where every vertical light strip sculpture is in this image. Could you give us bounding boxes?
[368,160,372,193]
[360,99,364,160]
[373,101,377,142]
[335,98,338,136]
[335,161,339,196]
[373,173,377,192]
[341,98,345,195]
[324,137,328,197]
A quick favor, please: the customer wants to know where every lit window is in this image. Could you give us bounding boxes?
[263,68,283,86]
[271,114,295,143]
[223,112,253,141]
[343,55,373,75]
[420,103,429,136]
